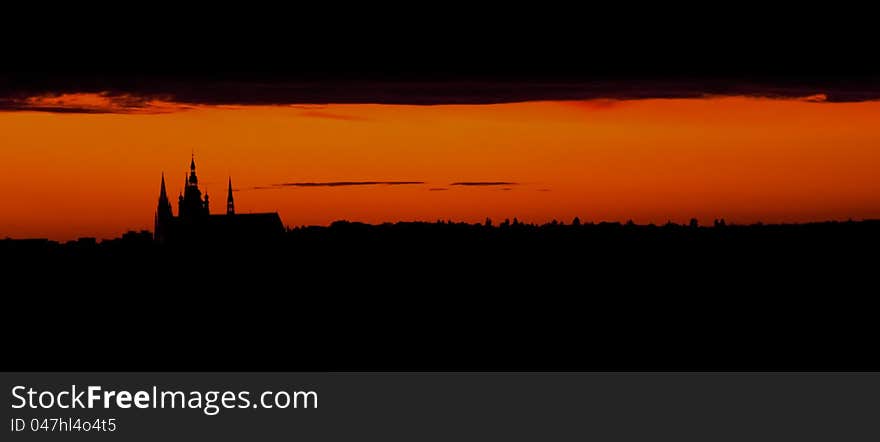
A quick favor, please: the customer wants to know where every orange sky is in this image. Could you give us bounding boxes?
[1,95,879,240]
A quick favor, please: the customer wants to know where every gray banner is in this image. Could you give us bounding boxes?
[2,373,878,441]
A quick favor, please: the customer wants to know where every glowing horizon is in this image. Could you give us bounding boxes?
[2,95,879,241]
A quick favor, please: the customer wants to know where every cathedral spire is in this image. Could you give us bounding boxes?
[157,172,172,213]
[155,172,174,242]
[159,172,168,201]
[188,154,198,186]
[227,177,235,215]
[179,154,208,219]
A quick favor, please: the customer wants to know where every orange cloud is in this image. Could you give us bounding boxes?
[2,93,193,114]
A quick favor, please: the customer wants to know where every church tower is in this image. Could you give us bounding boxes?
[178,154,210,219]
[154,172,174,242]
[226,177,235,215]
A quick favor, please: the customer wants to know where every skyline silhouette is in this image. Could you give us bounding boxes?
[4,96,880,240]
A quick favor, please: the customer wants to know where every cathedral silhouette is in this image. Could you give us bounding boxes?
[154,156,284,244]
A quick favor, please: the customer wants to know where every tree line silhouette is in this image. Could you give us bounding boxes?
[3,217,877,371]
[4,217,877,259]
[4,217,876,294]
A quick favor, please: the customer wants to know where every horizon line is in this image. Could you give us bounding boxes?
[5,217,878,243]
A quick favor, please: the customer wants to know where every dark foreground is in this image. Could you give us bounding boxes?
[3,219,877,371]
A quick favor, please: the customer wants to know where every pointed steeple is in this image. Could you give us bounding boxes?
[188,154,198,186]
[159,172,168,201]
[155,172,174,242]
[204,188,210,215]
[226,177,235,215]
[157,172,171,214]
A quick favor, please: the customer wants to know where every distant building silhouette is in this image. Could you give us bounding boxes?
[154,156,284,244]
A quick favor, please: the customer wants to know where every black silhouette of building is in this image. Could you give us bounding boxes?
[154,156,284,244]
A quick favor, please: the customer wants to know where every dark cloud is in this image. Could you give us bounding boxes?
[3,74,880,114]
[274,181,424,187]
[0,101,109,114]
[3,5,878,113]
[450,182,518,186]
[428,188,448,191]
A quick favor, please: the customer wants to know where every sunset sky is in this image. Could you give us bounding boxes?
[1,93,879,241]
